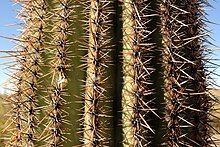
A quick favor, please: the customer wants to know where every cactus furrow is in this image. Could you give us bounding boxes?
[122,1,156,146]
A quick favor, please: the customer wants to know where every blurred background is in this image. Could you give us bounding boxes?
[0,0,21,94]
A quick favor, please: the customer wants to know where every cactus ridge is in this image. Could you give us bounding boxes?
[122,0,157,146]
[21,1,48,146]
[160,0,215,146]
[40,0,75,146]
[3,0,49,146]
[79,1,113,146]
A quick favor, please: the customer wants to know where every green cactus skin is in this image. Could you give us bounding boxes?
[63,1,85,146]
[122,1,158,146]
[160,0,215,146]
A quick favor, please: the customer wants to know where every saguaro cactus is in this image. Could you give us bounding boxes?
[1,0,219,147]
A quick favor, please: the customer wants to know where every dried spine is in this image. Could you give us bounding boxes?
[122,1,155,146]
[160,0,214,146]
[42,0,74,146]
[82,0,112,146]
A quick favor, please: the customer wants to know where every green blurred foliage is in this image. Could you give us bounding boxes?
[0,94,9,146]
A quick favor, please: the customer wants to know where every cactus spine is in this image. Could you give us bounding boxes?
[160,0,214,146]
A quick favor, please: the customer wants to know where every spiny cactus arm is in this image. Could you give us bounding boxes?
[82,1,113,146]
[122,0,157,146]
[160,0,215,146]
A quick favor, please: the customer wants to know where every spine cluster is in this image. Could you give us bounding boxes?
[160,0,213,146]
[81,1,113,146]
[122,0,156,146]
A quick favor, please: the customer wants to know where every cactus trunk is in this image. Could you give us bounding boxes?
[1,0,219,147]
